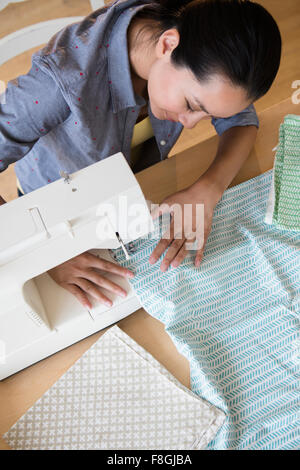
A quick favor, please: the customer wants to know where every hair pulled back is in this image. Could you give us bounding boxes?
[133,0,282,102]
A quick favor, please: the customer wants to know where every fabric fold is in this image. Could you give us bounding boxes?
[113,170,300,449]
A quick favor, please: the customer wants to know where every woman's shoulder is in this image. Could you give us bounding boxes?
[31,0,150,74]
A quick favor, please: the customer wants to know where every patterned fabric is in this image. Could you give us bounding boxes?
[0,0,259,194]
[3,326,225,450]
[112,170,300,450]
[265,114,300,231]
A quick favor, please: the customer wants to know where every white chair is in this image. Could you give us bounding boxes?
[0,0,105,13]
[0,17,84,67]
[0,0,105,66]
[89,0,105,11]
[0,0,28,13]
[0,17,84,104]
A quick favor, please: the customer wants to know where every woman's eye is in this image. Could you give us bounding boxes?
[186,100,194,112]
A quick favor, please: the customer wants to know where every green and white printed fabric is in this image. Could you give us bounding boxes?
[265,114,300,231]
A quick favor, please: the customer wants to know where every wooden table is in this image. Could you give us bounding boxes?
[0,98,298,450]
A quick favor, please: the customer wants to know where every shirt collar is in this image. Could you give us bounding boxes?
[107,2,149,113]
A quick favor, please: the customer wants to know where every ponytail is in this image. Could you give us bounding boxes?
[133,0,282,101]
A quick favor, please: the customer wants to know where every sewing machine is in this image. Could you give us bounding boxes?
[0,153,154,379]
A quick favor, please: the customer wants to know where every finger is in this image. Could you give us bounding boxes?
[82,252,134,279]
[150,201,172,221]
[149,221,175,264]
[62,283,93,309]
[193,236,207,266]
[170,245,189,268]
[84,268,128,299]
[170,232,203,268]
[194,250,204,267]
[160,238,186,272]
[75,278,113,307]
[193,227,210,266]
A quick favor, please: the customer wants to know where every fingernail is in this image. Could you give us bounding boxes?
[149,256,155,264]
[121,291,127,298]
[171,261,179,268]
[127,272,134,278]
[105,301,112,307]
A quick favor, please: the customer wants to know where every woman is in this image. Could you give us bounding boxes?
[0,0,282,308]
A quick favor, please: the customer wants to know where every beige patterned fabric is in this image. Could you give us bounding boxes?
[3,326,225,450]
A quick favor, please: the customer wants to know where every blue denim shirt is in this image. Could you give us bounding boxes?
[0,0,259,194]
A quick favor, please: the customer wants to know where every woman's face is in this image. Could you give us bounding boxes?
[148,63,252,128]
[145,29,252,128]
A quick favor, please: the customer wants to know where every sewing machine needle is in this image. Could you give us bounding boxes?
[115,232,130,260]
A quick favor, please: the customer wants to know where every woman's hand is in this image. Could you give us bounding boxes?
[48,251,135,309]
[149,178,223,271]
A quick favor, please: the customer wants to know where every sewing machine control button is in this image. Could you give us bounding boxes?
[160,140,166,146]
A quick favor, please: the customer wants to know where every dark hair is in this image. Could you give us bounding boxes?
[132,0,282,102]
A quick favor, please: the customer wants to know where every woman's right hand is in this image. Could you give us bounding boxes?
[48,251,135,309]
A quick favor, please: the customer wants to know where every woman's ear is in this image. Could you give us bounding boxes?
[156,28,180,58]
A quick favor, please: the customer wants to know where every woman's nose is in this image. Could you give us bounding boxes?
[178,111,209,128]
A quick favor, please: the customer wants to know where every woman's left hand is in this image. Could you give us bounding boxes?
[149,178,222,271]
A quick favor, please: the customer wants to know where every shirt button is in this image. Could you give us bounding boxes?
[160,140,166,146]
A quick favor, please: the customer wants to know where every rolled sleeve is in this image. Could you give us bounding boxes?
[0,59,70,172]
[211,103,259,136]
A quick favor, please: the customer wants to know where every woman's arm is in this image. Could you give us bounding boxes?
[191,125,258,199]
[149,125,258,270]
[0,61,70,173]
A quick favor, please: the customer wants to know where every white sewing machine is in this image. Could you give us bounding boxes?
[0,153,154,379]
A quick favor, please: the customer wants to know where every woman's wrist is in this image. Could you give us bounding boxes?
[189,125,258,204]
[189,172,225,206]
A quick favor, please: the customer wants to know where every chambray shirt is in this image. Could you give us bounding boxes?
[0,0,259,194]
